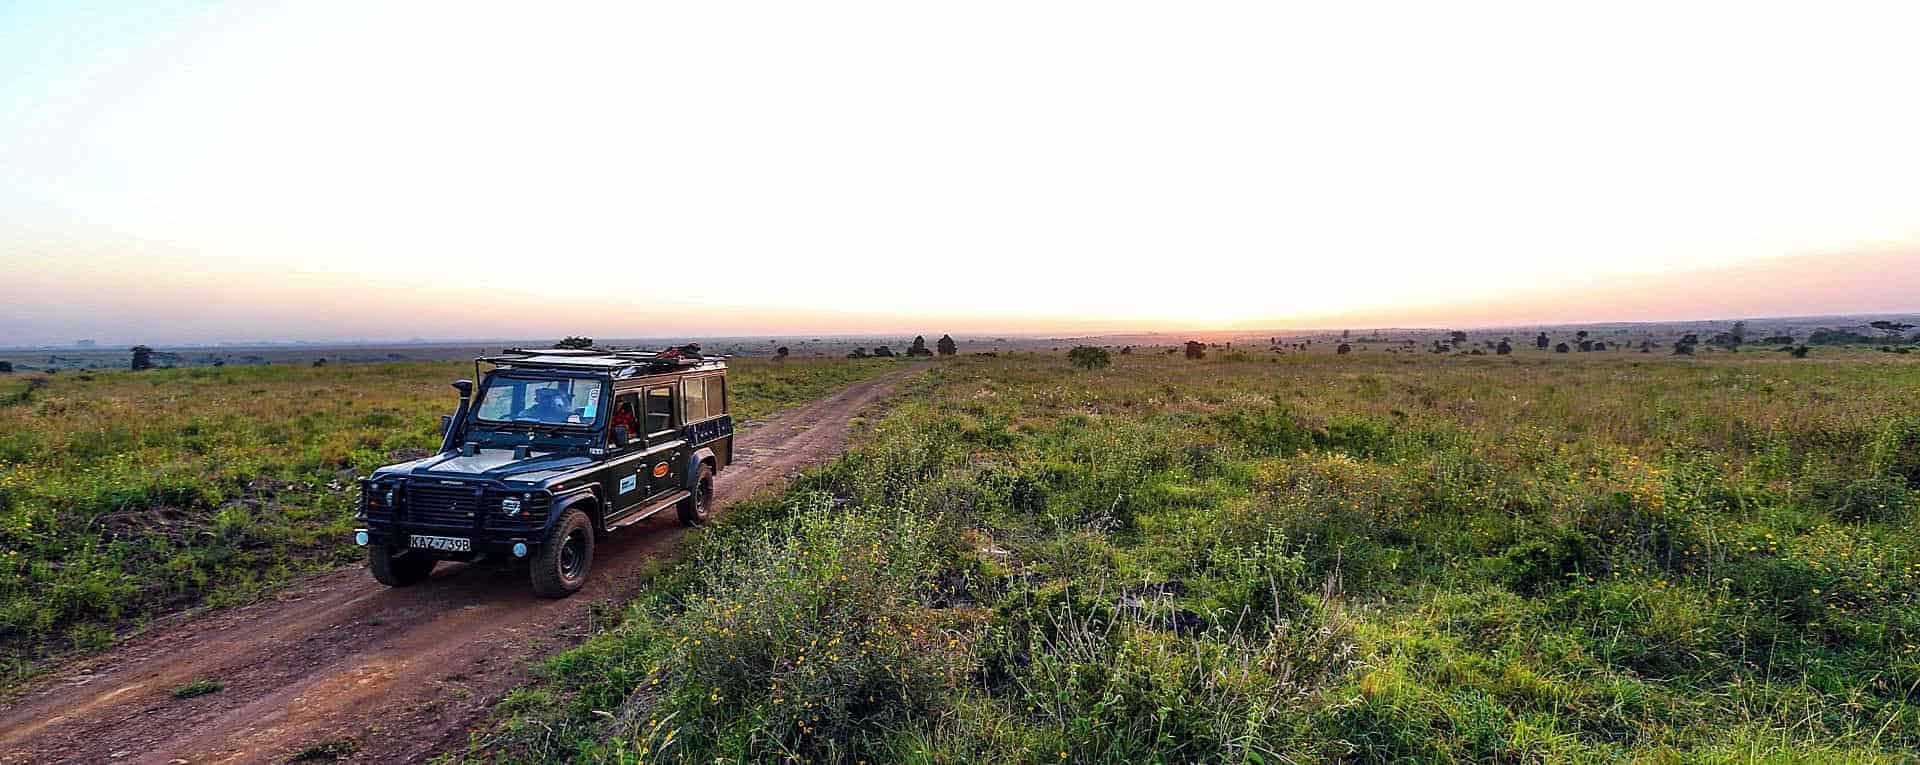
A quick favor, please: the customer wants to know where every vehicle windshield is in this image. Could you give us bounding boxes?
[473,375,605,427]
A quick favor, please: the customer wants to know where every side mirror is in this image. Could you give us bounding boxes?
[440,415,453,438]
[612,425,630,448]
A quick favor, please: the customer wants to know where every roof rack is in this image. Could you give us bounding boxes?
[476,346,727,375]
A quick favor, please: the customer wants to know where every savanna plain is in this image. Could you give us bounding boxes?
[5,349,1920,763]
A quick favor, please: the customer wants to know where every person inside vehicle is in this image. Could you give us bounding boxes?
[610,399,639,444]
[522,386,571,422]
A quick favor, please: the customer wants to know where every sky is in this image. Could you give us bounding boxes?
[2,1,1918,345]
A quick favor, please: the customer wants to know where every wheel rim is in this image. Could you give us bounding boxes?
[698,478,713,518]
[558,529,586,580]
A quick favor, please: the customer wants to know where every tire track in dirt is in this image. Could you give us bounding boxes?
[0,370,915,764]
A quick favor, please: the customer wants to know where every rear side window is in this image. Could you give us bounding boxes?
[684,377,708,422]
[707,377,726,415]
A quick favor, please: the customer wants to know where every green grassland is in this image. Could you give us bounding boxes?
[474,350,1920,763]
[0,356,896,680]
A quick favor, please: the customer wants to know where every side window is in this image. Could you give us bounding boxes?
[683,377,708,422]
[644,386,675,435]
[611,393,639,442]
[707,377,726,415]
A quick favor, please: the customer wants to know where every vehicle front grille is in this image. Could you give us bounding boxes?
[405,483,484,527]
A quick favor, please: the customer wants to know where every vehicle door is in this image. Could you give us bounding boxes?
[638,383,682,500]
[608,391,651,513]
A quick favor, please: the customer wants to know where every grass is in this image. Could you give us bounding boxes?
[0,356,898,681]
[466,349,1920,763]
[170,677,223,698]
[286,737,357,761]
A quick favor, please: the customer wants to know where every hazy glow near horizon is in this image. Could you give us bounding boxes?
[2,1,1918,344]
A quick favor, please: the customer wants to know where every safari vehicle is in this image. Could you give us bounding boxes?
[352,347,733,597]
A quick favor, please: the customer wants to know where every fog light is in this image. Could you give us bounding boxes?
[512,542,528,558]
[354,530,369,546]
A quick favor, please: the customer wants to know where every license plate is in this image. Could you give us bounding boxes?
[408,534,471,552]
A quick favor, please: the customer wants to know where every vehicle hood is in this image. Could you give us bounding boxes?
[403,448,592,482]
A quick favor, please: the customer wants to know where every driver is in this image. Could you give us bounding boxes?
[525,387,571,421]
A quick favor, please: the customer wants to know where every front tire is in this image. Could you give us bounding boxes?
[678,463,714,526]
[369,545,436,587]
[531,508,594,598]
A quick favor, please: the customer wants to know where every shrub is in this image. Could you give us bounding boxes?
[1831,477,1913,523]
[591,498,971,761]
[1870,418,1920,487]
[1066,346,1111,370]
[171,678,223,698]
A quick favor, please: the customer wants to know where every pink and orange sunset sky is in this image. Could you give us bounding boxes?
[4,2,1918,345]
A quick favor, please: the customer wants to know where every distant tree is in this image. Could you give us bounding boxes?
[1119,345,1133,355]
[1336,342,1352,355]
[1536,332,1550,349]
[1870,320,1916,342]
[1761,335,1794,344]
[936,334,957,356]
[907,335,933,357]
[1593,341,1607,351]
[1554,342,1570,353]
[1639,339,1653,353]
[1184,341,1206,360]
[1578,340,1593,352]
[556,336,594,350]
[775,346,790,360]
[1730,320,1748,346]
[1808,328,1874,345]
[1448,330,1468,346]
[1708,332,1740,351]
[1575,330,1589,341]
[872,346,895,357]
[1672,333,1699,355]
[1341,329,1350,339]
[847,347,869,359]
[1067,346,1111,370]
[130,345,154,371]
[312,358,327,367]
[1790,345,1810,358]
[0,361,12,373]
[1495,340,1512,355]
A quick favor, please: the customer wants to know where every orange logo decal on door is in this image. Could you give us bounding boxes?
[652,462,670,478]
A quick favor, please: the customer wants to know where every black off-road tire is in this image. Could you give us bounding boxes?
[531,508,594,598]
[678,463,715,526]
[369,545,436,587]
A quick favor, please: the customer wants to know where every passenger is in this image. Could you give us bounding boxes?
[524,387,570,421]
[610,400,639,443]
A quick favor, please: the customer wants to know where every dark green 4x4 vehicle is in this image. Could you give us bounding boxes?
[353,347,733,597]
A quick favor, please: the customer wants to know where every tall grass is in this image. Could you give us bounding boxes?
[478,350,1920,763]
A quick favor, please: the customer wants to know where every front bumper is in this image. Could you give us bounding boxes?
[354,526,538,561]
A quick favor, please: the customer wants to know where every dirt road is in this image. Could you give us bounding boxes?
[0,371,911,764]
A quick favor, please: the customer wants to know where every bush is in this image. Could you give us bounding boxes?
[1832,477,1914,523]
[1066,346,1111,370]
[1871,418,1920,487]
[586,498,972,761]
